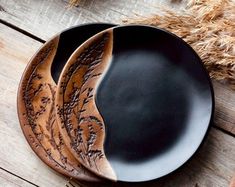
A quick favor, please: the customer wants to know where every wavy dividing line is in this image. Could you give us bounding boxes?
[18,36,99,182]
[56,29,117,181]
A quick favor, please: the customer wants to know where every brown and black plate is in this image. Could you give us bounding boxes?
[17,23,115,182]
[55,25,214,182]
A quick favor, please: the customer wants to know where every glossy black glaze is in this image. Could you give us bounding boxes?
[96,26,213,182]
[51,23,115,83]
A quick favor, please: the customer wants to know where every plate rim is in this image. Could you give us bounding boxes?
[54,24,215,182]
[16,22,116,182]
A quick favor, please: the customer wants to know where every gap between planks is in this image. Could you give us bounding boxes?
[0,167,38,187]
[0,19,45,43]
[214,125,235,139]
[0,0,234,137]
[0,18,234,137]
[0,19,235,186]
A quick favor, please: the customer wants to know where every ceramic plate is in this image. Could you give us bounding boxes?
[55,25,214,182]
[17,23,115,181]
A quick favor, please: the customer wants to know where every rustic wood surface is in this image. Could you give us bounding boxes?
[0,0,172,41]
[213,81,235,135]
[0,168,34,187]
[0,0,235,186]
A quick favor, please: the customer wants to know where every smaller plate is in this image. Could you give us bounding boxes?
[55,25,214,182]
[17,23,115,181]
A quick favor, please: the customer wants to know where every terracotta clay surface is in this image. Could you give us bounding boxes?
[56,30,117,181]
[17,36,101,181]
[17,23,116,182]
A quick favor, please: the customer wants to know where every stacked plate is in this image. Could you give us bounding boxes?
[17,23,214,184]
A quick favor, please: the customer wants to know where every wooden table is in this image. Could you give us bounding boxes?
[0,0,235,186]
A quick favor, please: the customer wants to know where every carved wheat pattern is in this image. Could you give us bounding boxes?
[57,33,111,172]
[22,40,83,174]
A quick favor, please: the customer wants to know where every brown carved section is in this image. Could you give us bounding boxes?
[17,36,100,182]
[56,30,116,181]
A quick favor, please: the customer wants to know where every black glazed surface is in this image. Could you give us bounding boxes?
[96,26,214,182]
[51,23,115,83]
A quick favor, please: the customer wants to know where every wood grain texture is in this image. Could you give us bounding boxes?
[0,0,235,186]
[0,0,171,41]
[0,23,79,187]
[1,22,235,186]
[213,80,235,135]
[0,169,35,187]
[0,0,234,136]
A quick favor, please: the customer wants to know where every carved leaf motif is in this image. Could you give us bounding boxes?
[56,31,117,180]
[19,36,98,181]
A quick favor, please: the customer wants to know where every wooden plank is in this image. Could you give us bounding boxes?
[1,0,235,136]
[0,0,235,186]
[0,0,170,41]
[0,23,72,187]
[0,168,35,187]
[1,23,235,187]
[213,81,235,135]
[157,127,235,187]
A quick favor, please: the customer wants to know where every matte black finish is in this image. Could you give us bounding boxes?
[51,23,115,83]
[96,26,214,182]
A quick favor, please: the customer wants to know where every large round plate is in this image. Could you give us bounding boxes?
[17,23,115,181]
[55,25,214,182]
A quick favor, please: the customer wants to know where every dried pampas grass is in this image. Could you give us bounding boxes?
[127,0,235,87]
